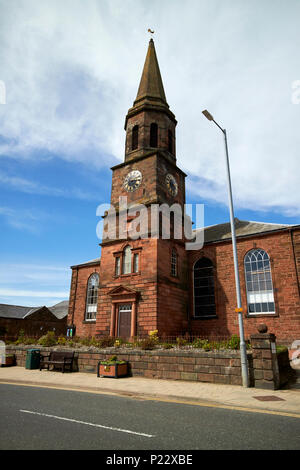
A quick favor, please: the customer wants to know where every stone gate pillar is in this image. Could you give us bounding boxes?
[250,324,280,390]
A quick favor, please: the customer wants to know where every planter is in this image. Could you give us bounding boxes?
[97,361,128,378]
[1,354,15,367]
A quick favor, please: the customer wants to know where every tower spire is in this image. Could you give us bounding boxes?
[124,38,177,162]
[134,39,168,108]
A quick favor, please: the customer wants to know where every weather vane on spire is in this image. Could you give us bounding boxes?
[148,28,154,38]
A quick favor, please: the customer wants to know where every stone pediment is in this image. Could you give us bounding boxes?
[108,285,139,298]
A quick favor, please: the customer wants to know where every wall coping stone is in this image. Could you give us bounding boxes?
[6,345,246,359]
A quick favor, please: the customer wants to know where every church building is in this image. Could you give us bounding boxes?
[67,39,300,345]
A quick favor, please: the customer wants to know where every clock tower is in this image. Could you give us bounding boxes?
[96,39,189,340]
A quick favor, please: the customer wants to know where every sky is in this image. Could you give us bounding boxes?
[0,0,299,307]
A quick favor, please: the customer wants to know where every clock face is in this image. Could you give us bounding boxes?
[123,170,142,192]
[165,173,178,196]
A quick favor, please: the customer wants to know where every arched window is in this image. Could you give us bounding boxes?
[168,129,173,154]
[244,249,275,314]
[132,125,139,150]
[122,246,132,274]
[150,123,158,147]
[193,258,216,318]
[85,273,99,321]
[171,248,177,276]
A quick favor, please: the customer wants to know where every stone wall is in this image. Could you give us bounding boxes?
[6,345,247,385]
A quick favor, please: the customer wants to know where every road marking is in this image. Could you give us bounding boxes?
[20,409,154,438]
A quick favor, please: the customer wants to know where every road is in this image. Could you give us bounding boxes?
[0,384,299,450]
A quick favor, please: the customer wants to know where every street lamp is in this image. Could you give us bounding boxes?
[202,109,249,387]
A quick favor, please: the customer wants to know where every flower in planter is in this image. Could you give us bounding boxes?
[98,355,128,378]
[100,355,126,365]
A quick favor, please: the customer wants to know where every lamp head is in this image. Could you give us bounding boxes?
[202,109,214,121]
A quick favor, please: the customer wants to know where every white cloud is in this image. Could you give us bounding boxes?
[0,0,300,217]
[0,263,71,306]
[0,170,99,200]
[0,289,68,298]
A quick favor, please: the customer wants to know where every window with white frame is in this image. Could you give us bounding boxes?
[115,256,120,276]
[85,273,99,321]
[133,253,139,273]
[244,249,275,314]
[122,246,132,274]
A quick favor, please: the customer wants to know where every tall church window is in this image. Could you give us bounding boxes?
[244,249,275,314]
[150,123,158,147]
[132,125,139,150]
[168,129,173,154]
[85,273,99,321]
[133,253,139,273]
[171,248,177,277]
[193,258,216,318]
[115,257,120,276]
[122,246,132,274]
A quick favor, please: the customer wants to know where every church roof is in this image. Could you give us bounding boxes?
[70,257,100,269]
[134,39,168,108]
[193,219,298,244]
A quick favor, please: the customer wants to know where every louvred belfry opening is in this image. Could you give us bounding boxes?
[124,39,177,162]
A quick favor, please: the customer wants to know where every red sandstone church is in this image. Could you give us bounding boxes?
[67,40,300,345]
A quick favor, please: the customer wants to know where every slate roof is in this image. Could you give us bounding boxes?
[70,257,101,269]
[0,304,43,319]
[0,300,69,320]
[193,219,298,244]
[48,300,69,319]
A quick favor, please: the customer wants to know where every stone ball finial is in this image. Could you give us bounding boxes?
[257,323,268,333]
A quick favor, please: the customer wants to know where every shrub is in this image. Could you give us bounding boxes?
[38,331,57,347]
[137,337,156,350]
[98,336,115,348]
[192,338,212,350]
[15,329,25,344]
[23,337,37,345]
[176,337,188,348]
[161,342,173,349]
[149,330,159,343]
[226,335,240,350]
[57,336,67,346]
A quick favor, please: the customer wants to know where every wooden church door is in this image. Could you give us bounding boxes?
[118,304,132,338]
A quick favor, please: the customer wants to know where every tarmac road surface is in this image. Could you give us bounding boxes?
[0,384,300,450]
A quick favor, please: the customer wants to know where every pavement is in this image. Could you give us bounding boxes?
[1,366,300,418]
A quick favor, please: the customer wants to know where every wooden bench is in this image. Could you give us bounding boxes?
[40,351,74,373]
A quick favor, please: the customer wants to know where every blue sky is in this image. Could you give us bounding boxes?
[0,0,299,306]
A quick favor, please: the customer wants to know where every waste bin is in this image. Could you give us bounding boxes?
[25,349,40,369]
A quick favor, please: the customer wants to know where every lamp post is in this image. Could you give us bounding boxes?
[202,110,249,387]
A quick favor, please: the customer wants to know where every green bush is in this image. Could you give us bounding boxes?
[98,336,115,348]
[226,335,240,350]
[57,336,67,345]
[192,339,212,350]
[161,342,173,349]
[137,337,157,350]
[14,329,25,344]
[38,331,57,347]
[176,337,188,348]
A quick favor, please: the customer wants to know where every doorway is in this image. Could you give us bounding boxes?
[118,304,132,338]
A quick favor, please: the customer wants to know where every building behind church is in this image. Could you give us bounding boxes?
[67,40,300,346]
